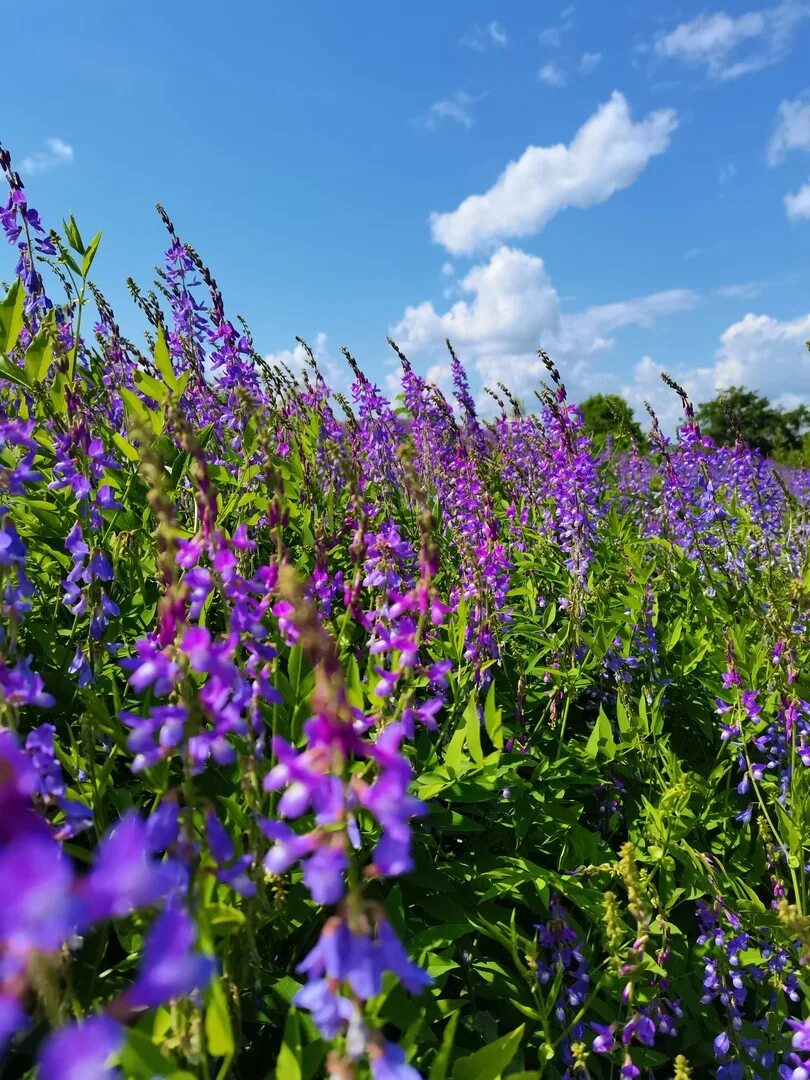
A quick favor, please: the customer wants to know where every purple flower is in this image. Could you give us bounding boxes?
[302,845,348,905]
[788,1018,810,1051]
[714,1030,731,1057]
[38,1016,124,1080]
[64,521,89,562]
[592,1022,617,1053]
[0,656,55,708]
[0,835,81,954]
[146,801,180,853]
[377,921,432,995]
[369,1040,422,1080]
[293,978,355,1039]
[0,995,28,1055]
[126,905,216,1008]
[741,690,761,719]
[80,813,177,921]
[121,639,180,695]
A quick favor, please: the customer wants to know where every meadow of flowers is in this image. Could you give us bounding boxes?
[1,138,810,1080]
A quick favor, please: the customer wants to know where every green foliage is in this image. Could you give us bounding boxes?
[696,383,810,459]
[1,205,809,1079]
[578,393,643,449]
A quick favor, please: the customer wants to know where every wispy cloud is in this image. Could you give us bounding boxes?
[538,62,567,87]
[20,137,74,176]
[430,92,677,255]
[768,93,810,164]
[416,91,476,132]
[460,21,508,50]
[716,281,763,299]
[539,5,575,48]
[655,2,809,81]
[579,51,602,74]
[718,162,738,183]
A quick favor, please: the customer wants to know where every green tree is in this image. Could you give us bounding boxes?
[695,385,809,459]
[579,393,643,448]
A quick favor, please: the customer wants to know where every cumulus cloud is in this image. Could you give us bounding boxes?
[655,2,809,81]
[264,332,343,387]
[785,181,810,218]
[538,62,567,87]
[391,245,697,407]
[622,309,810,429]
[20,137,74,176]
[768,93,810,164]
[460,21,508,50]
[429,92,677,255]
[416,91,476,131]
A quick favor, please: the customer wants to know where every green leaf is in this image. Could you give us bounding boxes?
[275,1009,303,1080]
[464,692,484,766]
[112,431,142,462]
[64,214,85,254]
[0,356,31,388]
[134,368,170,404]
[119,1027,175,1078]
[24,321,56,383]
[120,386,151,426]
[584,706,616,760]
[153,324,178,390]
[208,903,247,932]
[205,977,235,1058]
[484,681,503,750]
[451,1023,524,1080]
[429,1010,460,1080]
[0,279,25,355]
[82,230,103,276]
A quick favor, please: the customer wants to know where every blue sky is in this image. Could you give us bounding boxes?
[4,0,810,425]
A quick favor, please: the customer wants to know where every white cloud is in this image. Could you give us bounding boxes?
[579,51,602,74]
[718,162,738,183]
[264,332,343,387]
[785,181,810,218]
[539,6,575,48]
[655,3,809,81]
[416,92,475,131]
[391,245,697,406]
[460,20,508,50]
[20,137,74,176]
[425,363,453,389]
[622,308,810,428]
[768,93,810,164]
[429,92,677,255]
[716,281,763,299]
[441,262,455,277]
[538,62,567,87]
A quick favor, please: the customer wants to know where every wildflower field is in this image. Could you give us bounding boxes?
[1,141,810,1080]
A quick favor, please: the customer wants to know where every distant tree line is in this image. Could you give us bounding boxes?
[578,387,810,463]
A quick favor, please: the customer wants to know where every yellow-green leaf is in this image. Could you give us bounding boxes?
[0,279,25,356]
[205,978,235,1058]
[153,325,178,390]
